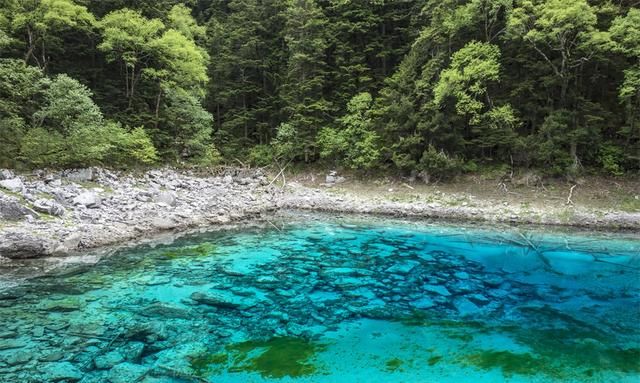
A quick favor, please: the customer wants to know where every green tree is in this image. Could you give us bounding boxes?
[8,0,96,70]
[610,8,640,169]
[434,41,518,158]
[318,92,380,169]
[0,59,44,167]
[98,9,164,108]
[281,0,331,162]
[507,0,605,171]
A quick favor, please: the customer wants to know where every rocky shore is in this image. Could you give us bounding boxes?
[1,167,639,259]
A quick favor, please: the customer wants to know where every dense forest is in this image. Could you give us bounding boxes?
[0,0,639,179]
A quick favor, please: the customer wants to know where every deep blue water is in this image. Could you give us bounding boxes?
[0,212,639,382]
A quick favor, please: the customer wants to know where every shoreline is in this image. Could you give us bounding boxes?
[1,168,639,260]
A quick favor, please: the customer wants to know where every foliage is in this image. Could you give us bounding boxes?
[418,145,464,182]
[0,0,637,176]
[318,92,381,169]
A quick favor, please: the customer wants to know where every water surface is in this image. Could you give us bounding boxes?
[0,213,639,382]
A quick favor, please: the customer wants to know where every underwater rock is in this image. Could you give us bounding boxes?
[190,291,259,310]
[94,351,125,370]
[140,303,191,319]
[454,297,482,316]
[107,362,149,383]
[385,260,420,275]
[5,351,31,366]
[454,271,470,279]
[423,284,451,296]
[0,340,26,350]
[410,297,436,309]
[41,362,83,382]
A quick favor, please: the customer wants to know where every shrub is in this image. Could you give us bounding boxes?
[418,145,464,181]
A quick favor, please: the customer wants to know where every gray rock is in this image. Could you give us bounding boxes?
[151,217,177,230]
[154,191,177,206]
[41,362,83,382]
[63,233,82,250]
[0,232,53,259]
[0,169,14,180]
[73,192,102,208]
[0,178,23,193]
[65,168,95,182]
[223,175,233,184]
[32,198,65,217]
[0,197,37,221]
[94,351,125,370]
[325,174,336,184]
[107,362,149,383]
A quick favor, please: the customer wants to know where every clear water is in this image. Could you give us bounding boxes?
[0,212,639,383]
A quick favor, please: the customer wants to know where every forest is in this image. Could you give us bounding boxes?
[0,0,639,179]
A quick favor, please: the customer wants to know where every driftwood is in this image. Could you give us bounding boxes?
[566,184,577,205]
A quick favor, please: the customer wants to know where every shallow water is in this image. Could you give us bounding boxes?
[0,213,639,383]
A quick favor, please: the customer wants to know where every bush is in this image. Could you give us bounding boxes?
[248,144,275,167]
[418,145,464,181]
[598,144,624,176]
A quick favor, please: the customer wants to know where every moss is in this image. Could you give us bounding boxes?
[224,337,325,379]
[428,355,443,366]
[385,357,404,372]
[189,353,228,377]
[160,243,216,258]
[464,351,545,377]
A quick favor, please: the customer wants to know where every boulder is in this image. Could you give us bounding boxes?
[0,232,53,259]
[151,217,177,230]
[154,191,177,206]
[0,197,37,221]
[0,169,14,180]
[73,192,101,208]
[32,199,65,217]
[0,178,23,193]
[65,168,95,182]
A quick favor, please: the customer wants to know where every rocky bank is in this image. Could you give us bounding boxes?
[0,167,638,259]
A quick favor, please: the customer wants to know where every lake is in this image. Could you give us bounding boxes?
[0,212,638,382]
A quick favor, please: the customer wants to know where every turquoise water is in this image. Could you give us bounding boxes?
[0,213,639,383]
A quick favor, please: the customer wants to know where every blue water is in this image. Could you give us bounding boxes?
[0,212,639,382]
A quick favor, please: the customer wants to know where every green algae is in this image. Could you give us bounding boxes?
[189,353,228,377]
[160,243,216,258]
[464,351,546,377]
[384,357,404,372]
[428,355,443,366]
[188,337,326,379]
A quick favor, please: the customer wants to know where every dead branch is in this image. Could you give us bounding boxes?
[401,183,415,190]
[267,160,291,188]
[566,184,577,206]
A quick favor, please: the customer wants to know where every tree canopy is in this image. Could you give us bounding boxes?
[0,0,637,176]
